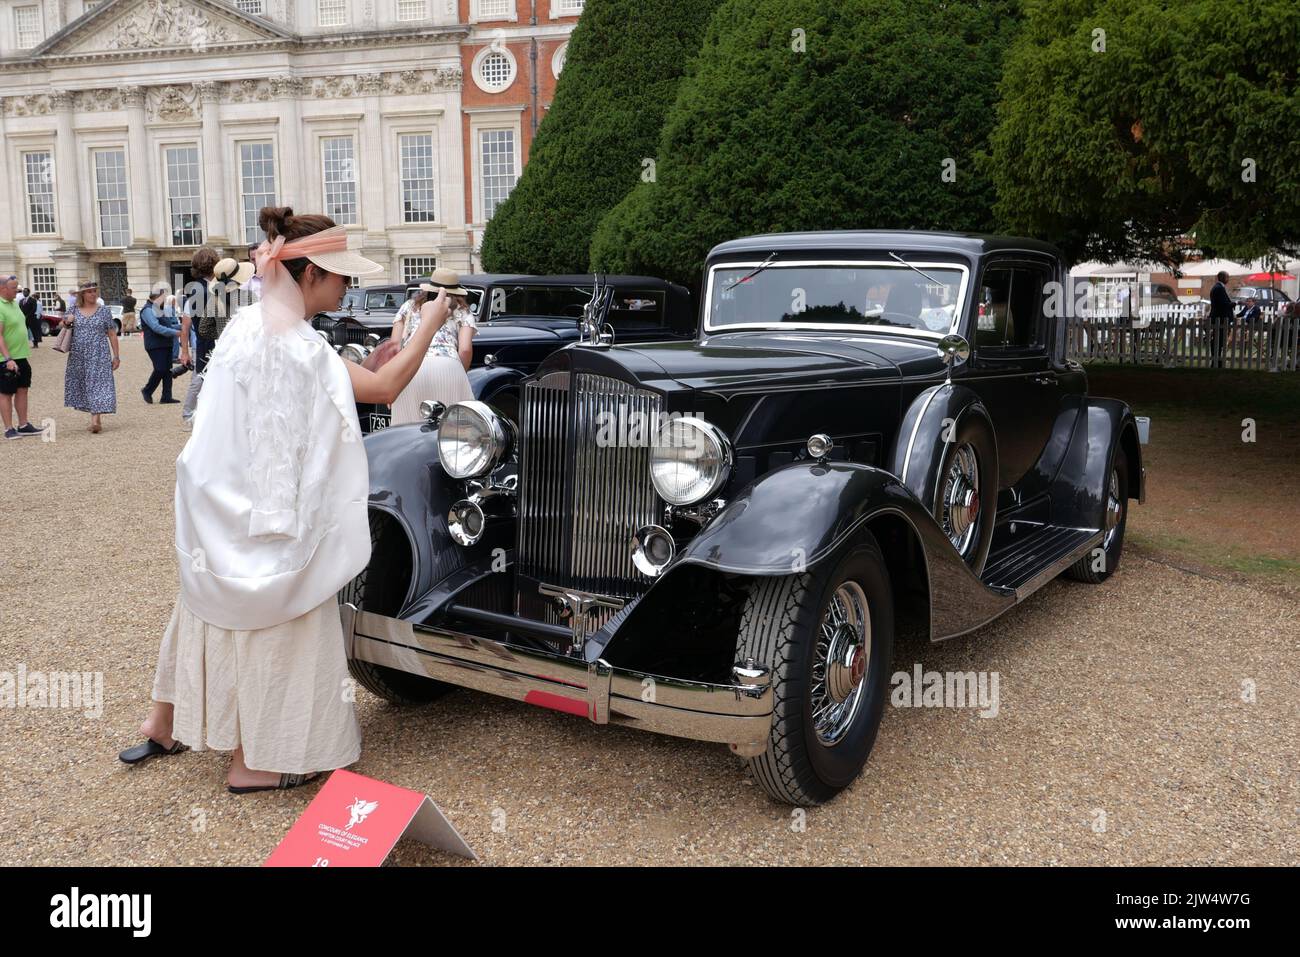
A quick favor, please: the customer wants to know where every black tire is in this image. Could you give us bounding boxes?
[347,653,451,706]
[738,533,895,805]
[931,413,997,575]
[343,513,453,706]
[1065,447,1129,584]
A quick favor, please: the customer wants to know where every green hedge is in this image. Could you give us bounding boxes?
[478,0,722,275]
[590,0,1022,288]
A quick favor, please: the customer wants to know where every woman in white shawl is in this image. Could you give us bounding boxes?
[118,206,450,793]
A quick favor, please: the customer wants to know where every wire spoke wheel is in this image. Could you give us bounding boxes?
[811,581,871,747]
[1103,467,1123,550]
[940,442,981,558]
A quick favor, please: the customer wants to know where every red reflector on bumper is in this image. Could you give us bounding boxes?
[524,690,588,718]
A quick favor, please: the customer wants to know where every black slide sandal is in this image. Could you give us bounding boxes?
[118,737,188,765]
[227,772,322,795]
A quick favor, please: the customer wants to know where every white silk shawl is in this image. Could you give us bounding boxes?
[174,303,371,631]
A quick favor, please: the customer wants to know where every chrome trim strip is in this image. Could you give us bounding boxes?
[900,385,941,487]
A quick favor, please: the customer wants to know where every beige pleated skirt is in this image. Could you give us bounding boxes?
[390,353,473,425]
[151,590,362,775]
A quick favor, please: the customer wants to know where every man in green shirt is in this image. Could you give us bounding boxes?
[1,274,44,438]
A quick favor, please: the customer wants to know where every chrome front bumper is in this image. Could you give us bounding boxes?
[340,604,776,757]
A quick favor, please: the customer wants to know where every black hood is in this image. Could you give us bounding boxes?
[565,331,946,396]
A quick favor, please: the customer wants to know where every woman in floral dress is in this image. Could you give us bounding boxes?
[389,268,476,425]
[62,279,120,433]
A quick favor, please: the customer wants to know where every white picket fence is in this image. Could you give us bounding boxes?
[1065,305,1300,371]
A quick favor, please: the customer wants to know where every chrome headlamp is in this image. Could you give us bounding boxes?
[438,400,512,479]
[649,417,732,506]
[339,343,369,364]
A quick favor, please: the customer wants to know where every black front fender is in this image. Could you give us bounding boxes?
[669,461,1013,639]
[468,365,525,403]
[363,423,507,617]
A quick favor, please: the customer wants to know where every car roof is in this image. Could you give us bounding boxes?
[353,283,409,294]
[707,229,1063,260]
[456,274,688,292]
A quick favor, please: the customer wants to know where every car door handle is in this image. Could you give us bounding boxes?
[1033,373,1058,385]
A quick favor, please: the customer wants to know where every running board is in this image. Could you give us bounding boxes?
[981,525,1103,599]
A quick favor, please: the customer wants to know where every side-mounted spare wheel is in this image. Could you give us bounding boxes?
[343,509,454,705]
[737,532,895,805]
[931,414,997,575]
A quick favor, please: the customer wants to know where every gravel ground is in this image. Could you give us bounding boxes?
[2,340,1297,866]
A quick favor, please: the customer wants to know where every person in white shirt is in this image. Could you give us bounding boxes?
[118,205,449,793]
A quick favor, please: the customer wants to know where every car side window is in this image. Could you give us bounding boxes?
[976,264,1049,353]
[607,291,666,331]
[976,268,1012,348]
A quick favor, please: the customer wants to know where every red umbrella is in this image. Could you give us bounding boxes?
[1245,271,1291,282]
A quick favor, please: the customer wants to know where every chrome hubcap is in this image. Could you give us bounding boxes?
[1103,468,1123,549]
[811,581,870,747]
[941,443,981,557]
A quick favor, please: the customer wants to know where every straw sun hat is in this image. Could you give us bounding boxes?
[419,266,468,297]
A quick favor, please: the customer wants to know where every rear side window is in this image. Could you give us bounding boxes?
[976,264,1050,352]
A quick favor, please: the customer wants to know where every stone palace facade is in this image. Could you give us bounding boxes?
[0,0,581,303]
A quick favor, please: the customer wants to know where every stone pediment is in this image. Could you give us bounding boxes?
[36,0,292,59]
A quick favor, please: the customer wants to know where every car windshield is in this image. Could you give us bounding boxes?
[708,263,965,334]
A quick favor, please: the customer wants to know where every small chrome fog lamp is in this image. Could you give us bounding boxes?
[363,332,382,349]
[631,524,676,577]
[448,499,487,546]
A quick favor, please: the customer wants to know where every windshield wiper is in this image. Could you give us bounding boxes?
[723,253,778,291]
[888,251,947,288]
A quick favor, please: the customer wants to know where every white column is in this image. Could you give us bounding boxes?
[271,75,303,210]
[0,100,14,266]
[197,82,230,247]
[52,90,83,246]
[357,73,391,278]
[123,86,157,248]
[359,73,386,246]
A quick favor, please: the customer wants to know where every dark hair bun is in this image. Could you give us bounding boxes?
[258,205,295,240]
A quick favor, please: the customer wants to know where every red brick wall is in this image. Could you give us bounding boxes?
[459,2,578,229]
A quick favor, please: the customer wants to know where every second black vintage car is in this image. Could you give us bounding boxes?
[341,230,1148,805]
[319,273,694,432]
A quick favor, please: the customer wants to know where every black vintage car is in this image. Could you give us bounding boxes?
[342,231,1148,805]
[328,274,694,432]
[314,283,410,345]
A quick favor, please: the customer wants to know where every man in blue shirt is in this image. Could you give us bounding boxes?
[140,287,182,404]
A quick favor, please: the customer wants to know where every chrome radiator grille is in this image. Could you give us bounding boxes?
[516,371,663,602]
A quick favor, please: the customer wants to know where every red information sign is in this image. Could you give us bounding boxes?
[265,769,476,867]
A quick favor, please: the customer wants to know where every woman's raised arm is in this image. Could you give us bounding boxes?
[345,290,448,405]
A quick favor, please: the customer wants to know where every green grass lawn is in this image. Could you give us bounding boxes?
[1083,364,1300,589]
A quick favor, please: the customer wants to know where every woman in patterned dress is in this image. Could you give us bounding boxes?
[389,268,476,425]
[62,279,120,434]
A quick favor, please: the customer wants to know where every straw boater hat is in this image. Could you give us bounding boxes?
[419,266,468,297]
[212,257,256,287]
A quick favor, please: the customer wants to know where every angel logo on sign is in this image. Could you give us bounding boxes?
[346,797,379,830]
